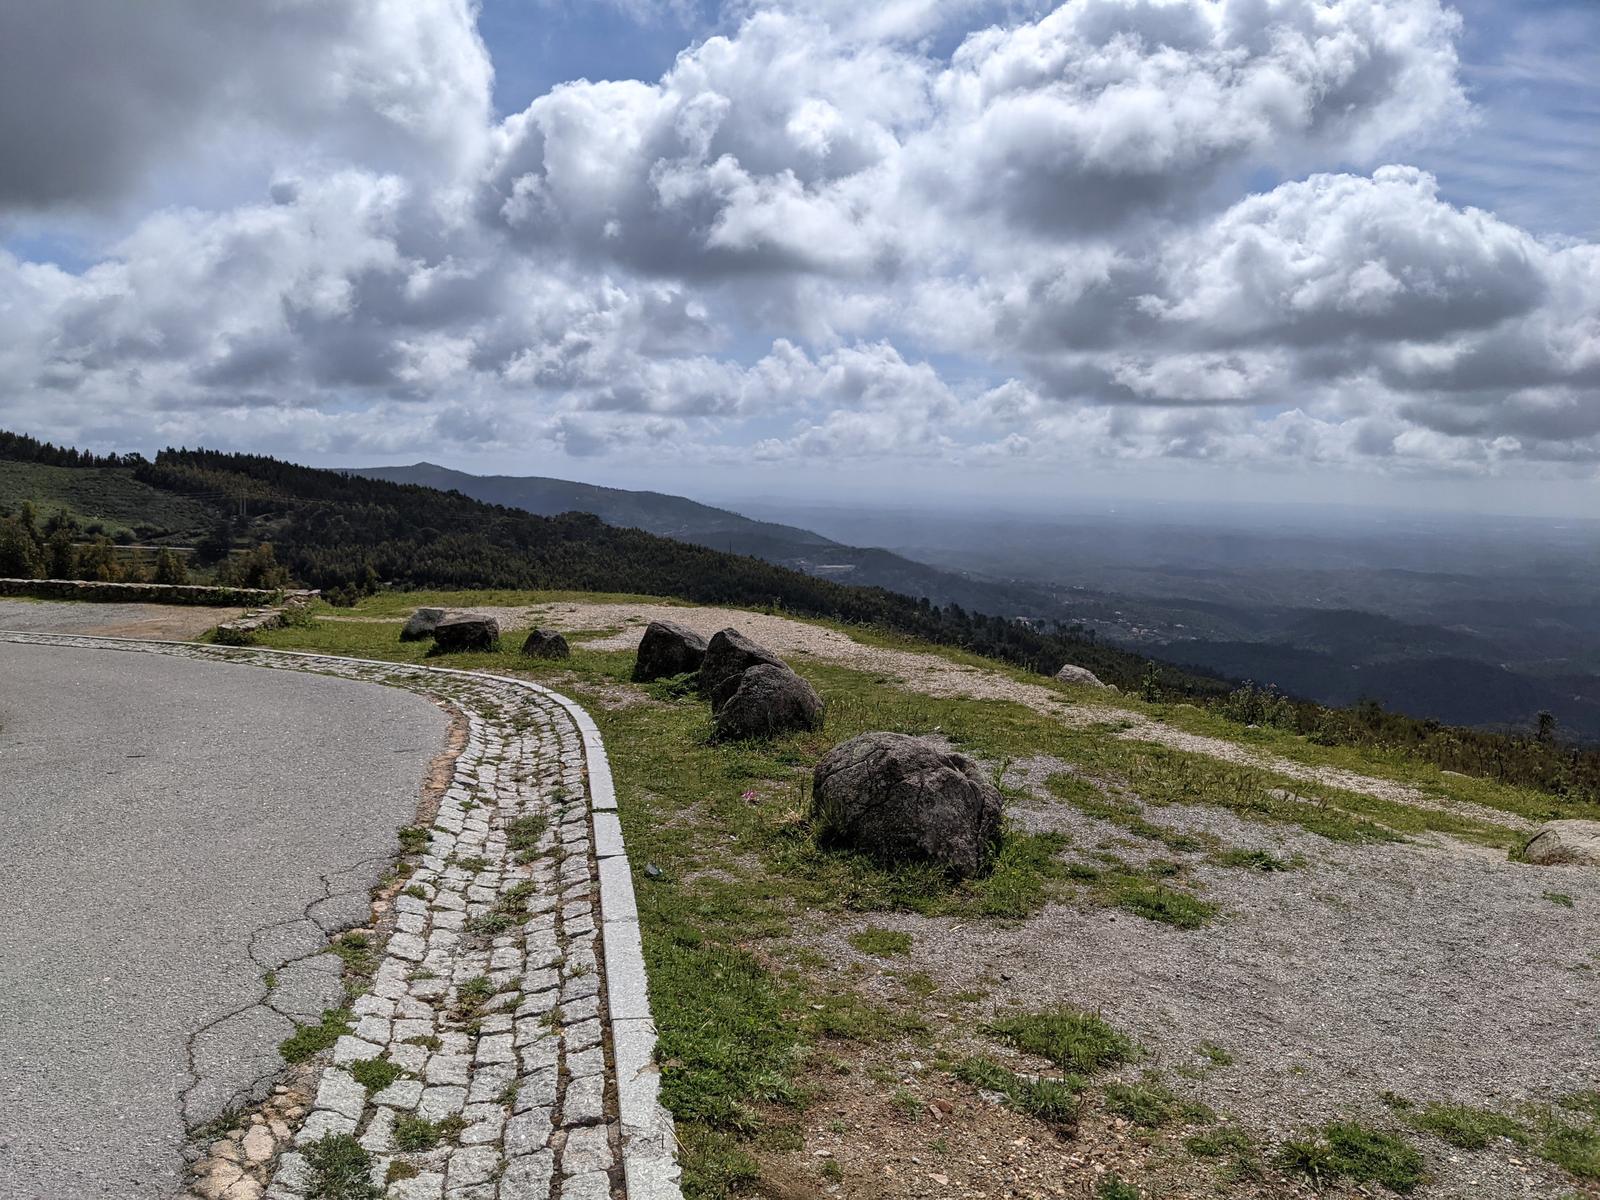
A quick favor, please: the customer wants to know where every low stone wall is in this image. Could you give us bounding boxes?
[0,578,299,607]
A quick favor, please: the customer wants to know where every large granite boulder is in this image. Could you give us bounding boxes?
[1522,820,1600,866]
[432,614,500,654]
[711,663,825,741]
[521,628,570,660]
[1056,663,1111,689]
[697,628,786,697]
[401,607,447,642]
[812,732,1004,878]
[632,619,708,682]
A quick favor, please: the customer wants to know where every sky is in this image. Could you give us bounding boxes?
[1,0,1597,516]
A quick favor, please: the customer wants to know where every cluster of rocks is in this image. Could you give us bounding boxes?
[400,609,570,660]
[184,1081,313,1200]
[630,621,1001,877]
[632,622,824,742]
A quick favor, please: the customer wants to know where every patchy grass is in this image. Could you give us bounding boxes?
[1102,1077,1212,1128]
[1546,891,1576,908]
[1276,1121,1427,1194]
[1104,875,1218,928]
[1185,1125,1265,1182]
[951,1057,1084,1129]
[1212,847,1304,871]
[847,926,913,958]
[1096,1178,1142,1200]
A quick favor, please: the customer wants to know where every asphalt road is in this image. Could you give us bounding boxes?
[0,640,449,1200]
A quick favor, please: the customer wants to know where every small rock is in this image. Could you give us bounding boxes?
[241,1125,275,1166]
[520,628,570,660]
[1055,663,1112,689]
[400,607,447,642]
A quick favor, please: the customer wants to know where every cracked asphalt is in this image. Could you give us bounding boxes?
[0,638,449,1200]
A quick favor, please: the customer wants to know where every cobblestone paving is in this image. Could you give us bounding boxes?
[0,633,681,1200]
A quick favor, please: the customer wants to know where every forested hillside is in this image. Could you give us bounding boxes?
[348,461,1073,619]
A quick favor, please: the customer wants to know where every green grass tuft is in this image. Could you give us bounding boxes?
[984,1008,1138,1074]
[1277,1121,1427,1194]
[1409,1102,1528,1150]
[847,926,912,957]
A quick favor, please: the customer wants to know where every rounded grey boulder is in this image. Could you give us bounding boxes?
[812,732,1003,878]
[632,619,708,682]
[1522,820,1600,866]
[1056,663,1111,689]
[697,628,787,697]
[432,614,500,653]
[521,628,570,660]
[711,663,825,742]
[400,607,447,642]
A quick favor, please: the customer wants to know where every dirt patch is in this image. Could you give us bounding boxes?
[767,1036,1315,1200]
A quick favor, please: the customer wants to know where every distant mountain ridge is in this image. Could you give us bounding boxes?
[343,462,1068,620]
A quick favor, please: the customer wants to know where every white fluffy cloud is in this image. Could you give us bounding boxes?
[1,0,1598,480]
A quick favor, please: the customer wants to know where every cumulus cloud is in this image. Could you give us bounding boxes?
[0,0,492,210]
[1,0,1599,482]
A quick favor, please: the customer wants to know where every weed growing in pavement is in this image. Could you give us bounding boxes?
[392,1113,467,1151]
[280,1008,352,1064]
[329,931,375,977]
[303,1132,381,1200]
[507,814,548,863]
[348,1058,404,1093]
[397,825,428,854]
[451,975,495,1022]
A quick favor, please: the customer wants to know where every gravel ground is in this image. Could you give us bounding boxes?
[0,598,241,640]
[814,754,1600,1199]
